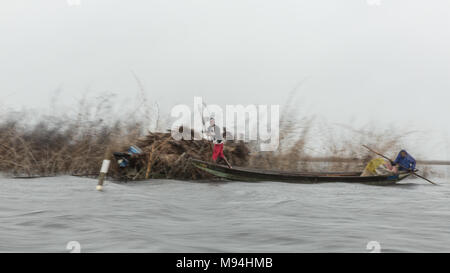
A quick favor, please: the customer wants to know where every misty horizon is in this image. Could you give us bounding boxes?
[1,0,449,159]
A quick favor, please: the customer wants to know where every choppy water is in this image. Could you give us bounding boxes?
[0,173,449,253]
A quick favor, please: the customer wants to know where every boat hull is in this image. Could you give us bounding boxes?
[191,159,411,185]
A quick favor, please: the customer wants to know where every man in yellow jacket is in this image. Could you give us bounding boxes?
[361,158,398,177]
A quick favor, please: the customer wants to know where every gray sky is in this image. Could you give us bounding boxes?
[1,0,449,158]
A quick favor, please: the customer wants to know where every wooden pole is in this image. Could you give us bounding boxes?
[362,145,394,164]
[145,146,154,179]
[97,148,111,191]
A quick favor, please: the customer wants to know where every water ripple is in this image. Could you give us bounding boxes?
[0,175,449,252]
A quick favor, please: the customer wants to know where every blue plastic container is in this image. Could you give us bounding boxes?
[128,146,143,155]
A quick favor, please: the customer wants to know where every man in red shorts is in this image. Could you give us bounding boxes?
[207,117,232,168]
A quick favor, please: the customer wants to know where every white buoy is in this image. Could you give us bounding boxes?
[97,159,110,191]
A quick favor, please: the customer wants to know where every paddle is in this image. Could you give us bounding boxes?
[362,145,438,186]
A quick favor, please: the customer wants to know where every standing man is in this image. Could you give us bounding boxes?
[393,150,416,172]
[207,117,232,168]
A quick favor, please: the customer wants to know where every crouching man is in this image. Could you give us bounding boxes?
[393,149,416,172]
[361,158,398,177]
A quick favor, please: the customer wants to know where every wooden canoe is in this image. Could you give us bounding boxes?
[191,159,412,185]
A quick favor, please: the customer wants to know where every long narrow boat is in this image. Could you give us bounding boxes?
[191,159,412,185]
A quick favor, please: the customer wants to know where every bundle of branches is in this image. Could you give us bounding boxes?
[115,128,250,180]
